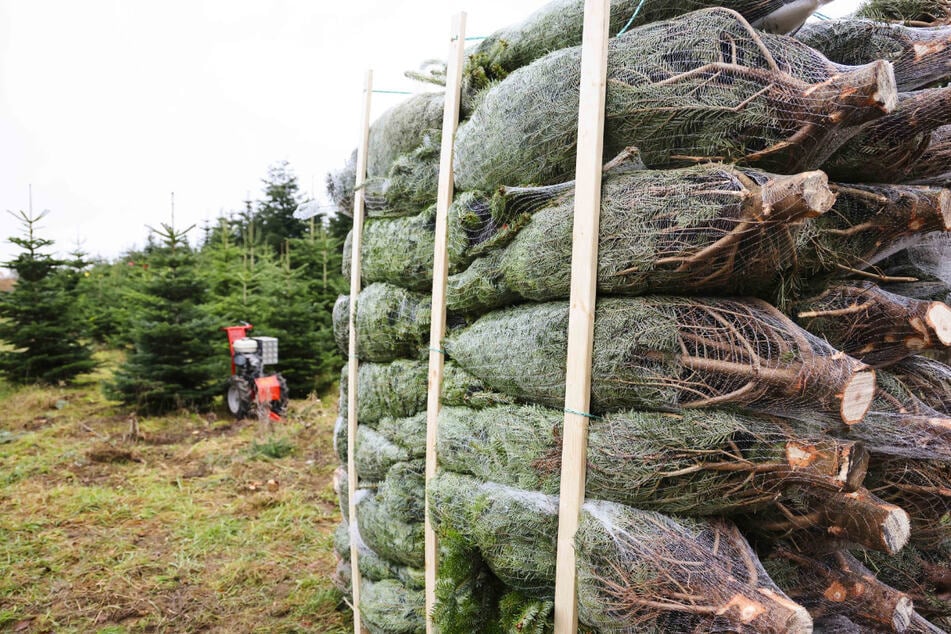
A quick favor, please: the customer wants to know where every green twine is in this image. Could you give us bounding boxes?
[616,0,647,37]
[564,407,601,420]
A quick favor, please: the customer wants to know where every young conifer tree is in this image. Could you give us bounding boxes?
[0,210,96,384]
[107,223,224,414]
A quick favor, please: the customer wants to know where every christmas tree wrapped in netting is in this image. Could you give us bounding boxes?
[325,2,951,631]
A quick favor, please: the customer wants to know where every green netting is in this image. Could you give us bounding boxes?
[341,191,495,291]
[429,472,813,633]
[366,91,444,179]
[444,296,873,424]
[355,425,412,483]
[356,461,425,569]
[453,8,896,192]
[796,19,951,91]
[332,284,431,362]
[326,150,356,217]
[438,403,867,517]
[445,165,832,314]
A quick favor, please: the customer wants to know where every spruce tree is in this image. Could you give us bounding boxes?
[0,210,97,384]
[255,161,307,254]
[107,224,224,414]
[258,237,342,398]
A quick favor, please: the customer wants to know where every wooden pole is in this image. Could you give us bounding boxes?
[347,69,373,634]
[553,1,610,632]
[425,13,467,633]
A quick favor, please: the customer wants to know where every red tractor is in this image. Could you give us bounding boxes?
[222,323,288,421]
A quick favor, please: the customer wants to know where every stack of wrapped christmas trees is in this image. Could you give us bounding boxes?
[329,0,951,631]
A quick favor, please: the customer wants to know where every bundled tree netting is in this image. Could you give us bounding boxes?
[858,368,951,461]
[437,403,869,517]
[453,8,897,193]
[334,411,426,469]
[794,183,951,283]
[356,461,425,569]
[327,150,356,217]
[865,457,951,550]
[444,165,834,314]
[363,135,441,219]
[340,191,496,291]
[740,483,911,555]
[366,91,444,179]
[359,578,426,634]
[429,471,814,633]
[793,282,951,368]
[324,3,951,630]
[879,233,951,305]
[333,519,425,591]
[764,547,915,632]
[337,358,513,429]
[854,546,951,624]
[856,0,951,26]
[796,19,951,92]
[907,126,951,187]
[460,0,864,112]
[444,296,876,424]
[820,88,951,183]
[332,284,432,362]
[891,356,951,414]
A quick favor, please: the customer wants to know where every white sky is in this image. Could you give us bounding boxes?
[1,0,860,266]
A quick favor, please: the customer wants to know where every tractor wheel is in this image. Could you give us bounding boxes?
[227,376,255,419]
[270,374,289,416]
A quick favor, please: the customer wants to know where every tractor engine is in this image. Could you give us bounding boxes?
[223,324,287,421]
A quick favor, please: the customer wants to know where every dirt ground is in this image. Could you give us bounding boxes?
[0,359,350,633]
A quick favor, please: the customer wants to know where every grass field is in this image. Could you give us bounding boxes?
[0,351,350,633]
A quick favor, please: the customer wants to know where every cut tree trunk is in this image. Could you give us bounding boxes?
[437,403,869,517]
[445,165,835,314]
[822,88,951,183]
[767,547,914,631]
[797,19,951,91]
[444,296,876,424]
[865,456,951,550]
[453,8,897,192]
[798,182,951,281]
[429,471,814,633]
[793,281,951,368]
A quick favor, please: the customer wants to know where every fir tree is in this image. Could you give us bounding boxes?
[257,238,342,398]
[255,161,307,254]
[0,210,96,384]
[107,224,224,414]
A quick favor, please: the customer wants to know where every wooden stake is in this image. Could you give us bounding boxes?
[425,13,467,634]
[554,1,610,632]
[348,69,373,634]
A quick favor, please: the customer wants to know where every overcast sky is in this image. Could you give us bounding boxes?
[1,0,860,266]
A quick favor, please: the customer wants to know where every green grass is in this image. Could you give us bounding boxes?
[0,350,349,633]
